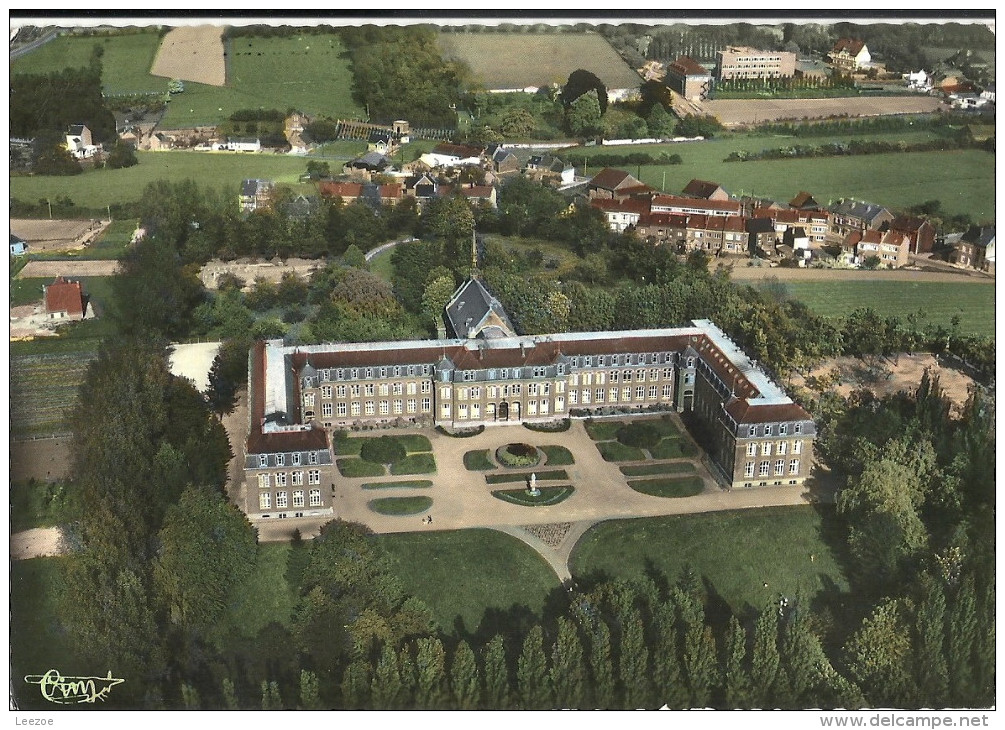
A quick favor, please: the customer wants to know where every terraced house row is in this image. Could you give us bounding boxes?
[242,279,815,520]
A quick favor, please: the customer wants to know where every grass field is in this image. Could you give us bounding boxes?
[361,480,433,490]
[376,528,560,635]
[570,505,850,614]
[782,281,996,337]
[571,135,994,222]
[438,32,639,92]
[10,277,49,306]
[159,33,363,127]
[540,444,575,466]
[10,151,311,208]
[11,29,166,94]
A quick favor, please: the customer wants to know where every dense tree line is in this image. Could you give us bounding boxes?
[752,114,957,138]
[725,134,986,162]
[337,25,468,127]
[10,64,116,144]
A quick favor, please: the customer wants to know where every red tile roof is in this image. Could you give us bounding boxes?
[789,191,818,208]
[379,184,403,200]
[590,198,650,214]
[588,168,638,191]
[431,142,484,159]
[438,184,495,199]
[637,212,689,228]
[668,56,710,77]
[318,181,363,199]
[831,38,867,56]
[44,276,84,316]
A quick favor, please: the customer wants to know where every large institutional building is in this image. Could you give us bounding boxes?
[243,279,814,520]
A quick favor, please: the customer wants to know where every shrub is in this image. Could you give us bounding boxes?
[523,419,571,433]
[616,422,662,449]
[360,436,406,465]
[390,453,437,476]
[435,425,485,438]
[496,443,541,468]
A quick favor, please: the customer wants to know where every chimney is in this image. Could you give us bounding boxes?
[520,342,526,358]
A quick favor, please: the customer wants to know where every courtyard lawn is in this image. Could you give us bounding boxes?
[782,281,996,338]
[627,476,705,498]
[463,449,496,471]
[389,453,437,476]
[620,462,697,477]
[648,438,698,460]
[12,29,165,94]
[10,278,48,307]
[596,441,646,462]
[368,496,433,516]
[336,458,385,478]
[540,444,575,466]
[584,420,624,441]
[376,528,561,635]
[10,151,312,209]
[570,505,851,614]
[492,486,574,507]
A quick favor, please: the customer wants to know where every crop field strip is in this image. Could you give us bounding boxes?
[782,281,995,338]
[10,352,99,435]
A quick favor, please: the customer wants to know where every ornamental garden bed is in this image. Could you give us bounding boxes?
[523,419,571,433]
[495,442,541,468]
[620,462,696,477]
[368,496,433,515]
[361,480,433,490]
[485,469,569,485]
[491,486,574,507]
[390,453,437,475]
[336,435,436,477]
[336,458,386,478]
[627,476,704,498]
[596,441,646,462]
[463,449,496,471]
[539,444,575,466]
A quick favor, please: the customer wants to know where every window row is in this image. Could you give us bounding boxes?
[743,460,801,478]
[746,422,803,438]
[568,352,677,368]
[258,470,321,488]
[259,489,323,510]
[568,384,671,405]
[316,365,431,382]
[258,451,318,468]
[745,440,804,457]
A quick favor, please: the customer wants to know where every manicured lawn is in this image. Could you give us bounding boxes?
[332,436,363,456]
[392,434,433,453]
[10,151,312,209]
[485,469,569,485]
[648,438,698,460]
[368,496,433,515]
[570,505,851,613]
[463,449,496,471]
[375,528,561,634]
[11,558,89,709]
[540,444,575,466]
[596,440,646,462]
[492,486,574,507]
[159,32,363,127]
[628,476,705,498]
[361,479,433,490]
[10,479,80,532]
[620,462,697,477]
[86,219,139,259]
[783,281,996,338]
[337,433,432,456]
[585,420,624,441]
[336,458,385,478]
[12,29,165,94]
[390,453,437,476]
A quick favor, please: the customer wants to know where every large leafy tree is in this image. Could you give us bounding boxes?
[561,68,608,115]
[153,486,257,633]
[565,89,605,137]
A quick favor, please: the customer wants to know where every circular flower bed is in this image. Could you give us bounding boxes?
[496,442,541,468]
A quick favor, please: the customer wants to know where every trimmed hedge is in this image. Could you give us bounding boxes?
[390,453,437,476]
[337,458,385,478]
[596,441,646,462]
[496,443,541,468]
[523,419,571,433]
[436,425,485,438]
[368,496,433,515]
[491,486,574,507]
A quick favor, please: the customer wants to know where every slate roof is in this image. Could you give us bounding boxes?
[829,199,889,224]
[241,178,273,196]
[445,278,516,339]
[67,124,87,136]
[348,151,393,170]
[746,217,776,234]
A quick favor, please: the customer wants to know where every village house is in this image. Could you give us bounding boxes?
[885,215,936,255]
[9,233,28,256]
[828,38,871,72]
[585,168,650,201]
[239,179,275,213]
[244,308,815,519]
[746,218,777,256]
[947,235,980,269]
[367,130,399,157]
[437,183,498,209]
[782,226,811,265]
[664,56,713,102]
[715,46,796,80]
[403,173,438,202]
[43,276,89,320]
[842,229,910,268]
[589,198,650,232]
[788,191,822,210]
[419,142,485,169]
[487,144,521,177]
[214,137,262,153]
[634,212,747,255]
[681,178,730,201]
[828,199,893,242]
[343,151,395,178]
[524,154,575,187]
[65,124,100,159]
[980,83,995,103]
[318,181,403,207]
[952,226,996,272]
[753,207,829,246]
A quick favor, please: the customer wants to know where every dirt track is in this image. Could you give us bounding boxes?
[17,260,120,279]
[10,437,74,483]
[151,25,226,86]
[702,96,949,127]
[10,218,109,252]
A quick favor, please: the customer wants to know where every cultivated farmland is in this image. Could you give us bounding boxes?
[10,28,165,94]
[438,32,640,92]
[702,96,949,127]
[780,280,996,338]
[150,25,226,86]
[10,352,98,436]
[158,32,363,127]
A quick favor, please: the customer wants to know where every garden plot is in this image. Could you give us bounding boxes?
[10,352,98,436]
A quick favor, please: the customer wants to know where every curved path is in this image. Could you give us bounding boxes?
[365,236,420,263]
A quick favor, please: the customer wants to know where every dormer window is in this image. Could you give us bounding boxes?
[794,423,802,434]
[765,424,773,435]
[365,368,374,379]
[276,453,285,467]
[687,357,695,368]
[292,453,301,466]
[308,452,319,465]
[779,424,788,435]
[748,425,757,437]
[259,454,268,467]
